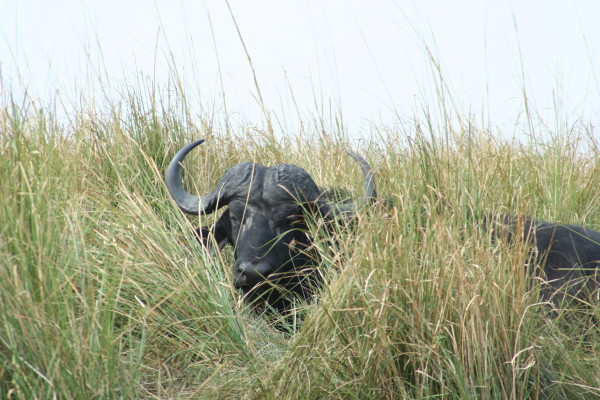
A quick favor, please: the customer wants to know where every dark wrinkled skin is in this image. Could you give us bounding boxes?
[196,201,322,311]
[166,140,375,320]
[486,214,600,301]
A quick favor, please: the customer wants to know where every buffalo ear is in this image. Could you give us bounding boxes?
[193,210,232,253]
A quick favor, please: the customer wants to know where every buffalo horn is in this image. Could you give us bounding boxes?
[165,139,253,215]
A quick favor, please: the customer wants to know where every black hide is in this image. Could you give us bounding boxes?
[198,191,323,311]
[166,139,374,315]
[487,214,600,301]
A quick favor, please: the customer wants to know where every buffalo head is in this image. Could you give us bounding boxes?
[165,139,376,310]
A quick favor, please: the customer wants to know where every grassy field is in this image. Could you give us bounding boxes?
[1,84,599,399]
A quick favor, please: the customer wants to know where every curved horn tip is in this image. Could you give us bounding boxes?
[344,149,377,203]
[344,149,359,159]
[344,150,370,167]
[189,138,206,149]
[165,139,209,215]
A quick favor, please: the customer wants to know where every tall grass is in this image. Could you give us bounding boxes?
[1,80,599,399]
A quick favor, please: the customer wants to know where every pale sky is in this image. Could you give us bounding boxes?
[1,1,599,139]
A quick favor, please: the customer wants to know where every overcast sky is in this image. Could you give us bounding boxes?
[1,0,599,138]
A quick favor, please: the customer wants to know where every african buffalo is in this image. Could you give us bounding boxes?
[487,214,600,301]
[165,139,376,312]
[166,140,599,316]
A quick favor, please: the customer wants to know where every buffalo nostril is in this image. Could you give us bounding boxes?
[235,262,273,287]
[237,263,249,274]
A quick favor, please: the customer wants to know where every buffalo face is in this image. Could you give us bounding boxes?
[166,139,375,310]
[228,200,310,289]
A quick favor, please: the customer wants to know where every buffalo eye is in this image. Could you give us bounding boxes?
[229,213,240,225]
